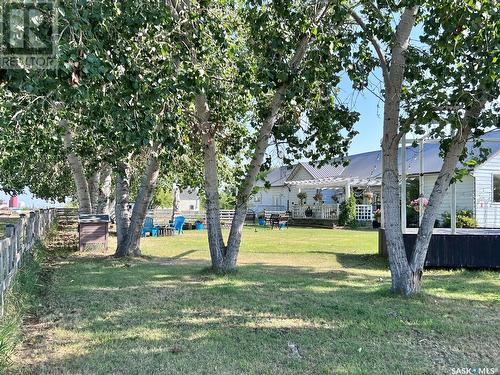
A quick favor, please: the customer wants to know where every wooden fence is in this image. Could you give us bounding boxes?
[149,208,256,226]
[0,209,56,316]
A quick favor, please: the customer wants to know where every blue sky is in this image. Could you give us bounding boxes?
[338,76,384,155]
[0,189,66,209]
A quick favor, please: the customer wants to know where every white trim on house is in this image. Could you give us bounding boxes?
[286,176,382,188]
[472,150,500,228]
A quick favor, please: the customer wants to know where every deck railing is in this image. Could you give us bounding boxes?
[291,204,339,220]
[291,204,374,221]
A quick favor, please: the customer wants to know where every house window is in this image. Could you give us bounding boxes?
[272,195,281,207]
[494,175,500,202]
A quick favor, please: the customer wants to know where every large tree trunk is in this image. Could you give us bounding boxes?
[115,163,131,252]
[189,2,327,272]
[115,146,162,257]
[196,94,226,271]
[379,6,419,295]
[88,170,100,214]
[62,126,92,214]
[221,8,329,270]
[381,120,414,294]
[224,84,289,270]
[97,163,113,214]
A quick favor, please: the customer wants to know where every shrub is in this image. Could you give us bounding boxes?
[338,195,357,228]
[441,210,478,228]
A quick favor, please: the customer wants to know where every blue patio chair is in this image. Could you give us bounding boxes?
[142,217,159,237]
[171,216,185,234]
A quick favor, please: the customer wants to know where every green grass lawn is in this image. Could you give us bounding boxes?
[7,227,500,375]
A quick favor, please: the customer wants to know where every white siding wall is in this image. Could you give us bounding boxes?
[473,151,500,228]
[422,174,475,221]
[179,199,199,211]
[251,186,289,211]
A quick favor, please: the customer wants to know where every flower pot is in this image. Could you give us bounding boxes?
[195,222,204,230]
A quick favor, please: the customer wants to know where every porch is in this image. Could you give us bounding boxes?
[286,175,381,225]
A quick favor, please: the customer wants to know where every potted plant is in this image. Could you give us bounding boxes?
[195,216,204,230]
[297,192,307,205]
[258,211,266,226]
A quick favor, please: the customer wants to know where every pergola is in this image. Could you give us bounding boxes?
[285,176,382,198]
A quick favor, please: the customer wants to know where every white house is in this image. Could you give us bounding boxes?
[473,150,500,228]
[251,130,500,228]
[178,189,201,211]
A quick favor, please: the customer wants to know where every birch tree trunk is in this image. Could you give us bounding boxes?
[88,170,100,214]
[196,94,226,270]
[379,6,419,295]
[62,126,92,214]
[115,146,162,257]
[190,1,327,272]
[97,163,113,214]
[223,31,317,271]
[224,84,288,270]
[115,163,131,252]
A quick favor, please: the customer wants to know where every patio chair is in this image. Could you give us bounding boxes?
[142,217,159,237]
[170,216,185,234]
[270,214,280,230]
[278,214,290,230]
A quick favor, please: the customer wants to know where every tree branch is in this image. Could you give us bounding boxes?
[347,8,391,87]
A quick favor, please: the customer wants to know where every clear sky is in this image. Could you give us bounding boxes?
[0,190,67,209]
[338,74,384,155]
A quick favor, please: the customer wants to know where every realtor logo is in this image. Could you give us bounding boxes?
[0,0,58,69]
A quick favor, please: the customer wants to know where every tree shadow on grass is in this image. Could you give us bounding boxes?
[334,252,388,271]
[9,255,499,375]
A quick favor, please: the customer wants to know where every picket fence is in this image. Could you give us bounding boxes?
[0,209,56,317]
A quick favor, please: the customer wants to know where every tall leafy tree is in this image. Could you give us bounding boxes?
[349,0,499,294]
[169,0,359,272]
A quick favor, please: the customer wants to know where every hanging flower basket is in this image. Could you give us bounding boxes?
[313,192,323,203]
[297,192,307,205]
[411,196,429,212]
[363,191,374,203]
